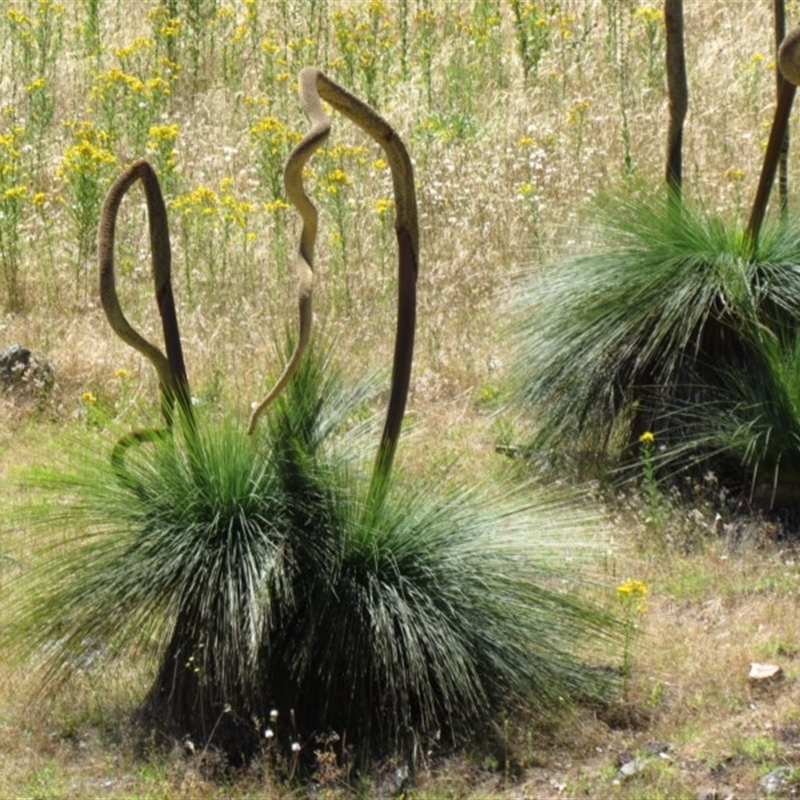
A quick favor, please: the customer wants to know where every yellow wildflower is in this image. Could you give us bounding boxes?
[145,77,171,96]
[2,185,27,201]
[148,123,179,142]
[374,197,394,215]
[113,37,155,60]
[57,140,117,180]
[567,99,590,125]
[617,579,648,612]
[263,199,290,213]
[171,185,218,215]
[326,168,350,186]
[25,76,46,93]
[633,5,664,25]
[261,38,280,56]
[7,8,32,26]
[160,17,181,37]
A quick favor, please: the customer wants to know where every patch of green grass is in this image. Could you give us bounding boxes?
[25,766,64,800]
[734,733,784,766]
[662,567,717,602]
[757,638,800,660]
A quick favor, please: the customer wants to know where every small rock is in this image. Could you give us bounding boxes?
[615,757,651,781]
[70,779,120,792]
[759,765,793,794]
[748,663,783,684]
[0,343,54,397]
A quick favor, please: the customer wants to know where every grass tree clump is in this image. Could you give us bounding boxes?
[7,340,620,764]
[510,188,800,467]
[509,21,800,499]
[5,70,622,769]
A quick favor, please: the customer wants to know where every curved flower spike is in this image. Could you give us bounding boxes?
[247,69,420,498]
[98,160,195,471]
[98,159,192,422]
[247,70,331,435]
[297,68,419,496]
[747,25,800,247]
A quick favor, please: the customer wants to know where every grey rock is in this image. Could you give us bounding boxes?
[760,766,794,795]
[0,343,54,396]
[616,757,651,781]
[748,663,784,684]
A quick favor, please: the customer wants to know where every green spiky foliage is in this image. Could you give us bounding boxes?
[7,342,620,764]
[271,485,619,756]
[658,331,800,507]
[511,189,800,462]
[6,343,371,758]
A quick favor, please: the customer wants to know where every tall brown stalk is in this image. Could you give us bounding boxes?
[746,24,800,249]
[775,0,789,217]
[664,0,687,196]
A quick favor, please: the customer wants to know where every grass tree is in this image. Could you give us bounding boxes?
[6,71,622,768]
[511,20,800,501]
[511,191,800,453]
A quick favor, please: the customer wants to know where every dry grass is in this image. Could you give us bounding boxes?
[2,0,800,796]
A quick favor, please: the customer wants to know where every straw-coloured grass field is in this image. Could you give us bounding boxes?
[3,1,800,797]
